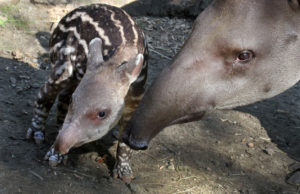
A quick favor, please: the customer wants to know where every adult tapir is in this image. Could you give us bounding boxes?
[122,0,300,184]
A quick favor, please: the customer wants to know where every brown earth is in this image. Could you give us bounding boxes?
[0,1,299,193]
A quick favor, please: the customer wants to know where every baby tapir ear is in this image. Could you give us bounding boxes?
[87,38,104,69]
[288,0,300,11]
[118,53,144,84]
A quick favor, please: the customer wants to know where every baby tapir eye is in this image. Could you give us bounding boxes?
[236,50,255,62]
[86,109,110,123]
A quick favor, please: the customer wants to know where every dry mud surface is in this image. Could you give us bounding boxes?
[0,1,299,193]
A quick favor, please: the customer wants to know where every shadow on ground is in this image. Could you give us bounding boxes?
[237,82,300,162]
[121,0,212,18]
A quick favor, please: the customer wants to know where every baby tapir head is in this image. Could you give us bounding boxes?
[54,38,144,154]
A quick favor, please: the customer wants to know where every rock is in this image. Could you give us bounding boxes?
[19,75,30,80]
[286,170,300,186]
[11,50,24,60]
[166,159,175,170]
[167,163,175,170]
[247,142,254,148]
[263,148,275,156]
[9,77,16,87]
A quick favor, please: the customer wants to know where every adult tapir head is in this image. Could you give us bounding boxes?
[123,0,300,149]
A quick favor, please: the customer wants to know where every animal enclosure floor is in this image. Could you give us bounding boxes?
[0,1,299,193]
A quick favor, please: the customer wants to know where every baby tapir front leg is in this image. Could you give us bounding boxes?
[56,83,78,124]
[113,47,148,182]
[26,32,78,144]
[26,67,75,144]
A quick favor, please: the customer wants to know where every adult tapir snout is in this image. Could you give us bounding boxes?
[127,135,149,150]
[122,123,149,150]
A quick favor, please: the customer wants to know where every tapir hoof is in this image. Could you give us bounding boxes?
[113,168,134,183]
[26,128,45,144]
[33,131,45,144]
[44,146,68,167]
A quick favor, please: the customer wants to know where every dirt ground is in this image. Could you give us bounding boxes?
[0,1,299,193]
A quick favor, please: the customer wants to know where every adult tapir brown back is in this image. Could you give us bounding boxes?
[122,0,300,180]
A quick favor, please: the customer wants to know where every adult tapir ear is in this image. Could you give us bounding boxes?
[87,38,104,70]
[117,54,144,84]
[288,0,300,11]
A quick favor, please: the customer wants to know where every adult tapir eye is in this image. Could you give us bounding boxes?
[237,50,254,62]
[98,111,106,119]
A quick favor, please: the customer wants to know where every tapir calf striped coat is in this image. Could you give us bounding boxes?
[26,4,148,182]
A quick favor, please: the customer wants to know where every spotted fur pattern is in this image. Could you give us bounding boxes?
[26,4,148,180]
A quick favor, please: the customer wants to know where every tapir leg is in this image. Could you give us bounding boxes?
[26,64,74,144]
[44,83,77,168]
[56,83,78,124]
[113,89,145,182]
[114,142,133,182]
[113,48,148,182]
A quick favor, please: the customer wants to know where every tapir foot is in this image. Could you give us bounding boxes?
[113,142,134,183]
[113,162,134,183]
[44,145,68,167]
[26,128,45,144]
[286,162,300,186]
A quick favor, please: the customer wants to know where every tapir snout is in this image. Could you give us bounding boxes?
[54,123,86,154]
[123,0,300,149]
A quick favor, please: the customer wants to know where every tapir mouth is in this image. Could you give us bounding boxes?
[169,111,206,125]
[123,111,206,150]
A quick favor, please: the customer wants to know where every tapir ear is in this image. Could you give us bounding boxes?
[288,0,300,11]
[87,38,104,69]
[117,54,144,84]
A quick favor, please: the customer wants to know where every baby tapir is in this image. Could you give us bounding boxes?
[123,0,300,183]
[26,4,148,182]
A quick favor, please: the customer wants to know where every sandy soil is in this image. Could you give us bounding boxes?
[0,1,299,193]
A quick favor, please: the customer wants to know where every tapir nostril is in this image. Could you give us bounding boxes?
[128,135,148,150]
